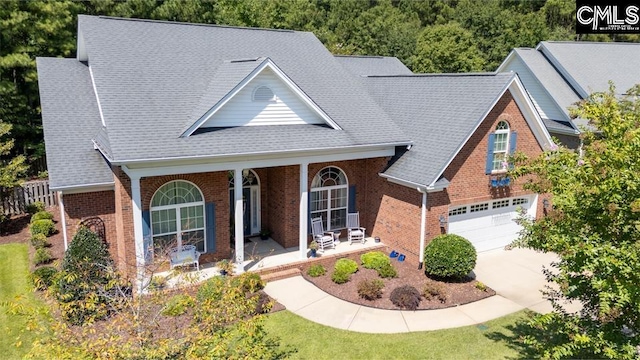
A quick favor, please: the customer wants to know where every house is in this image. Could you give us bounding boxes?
[37,16,552,277]
[497,41,640,148]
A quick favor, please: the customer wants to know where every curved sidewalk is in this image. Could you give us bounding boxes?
[263,248,561,333]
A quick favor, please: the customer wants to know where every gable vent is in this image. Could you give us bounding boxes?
[253,86,276,102]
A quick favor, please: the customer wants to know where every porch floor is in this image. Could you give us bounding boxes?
[158,235,382,289]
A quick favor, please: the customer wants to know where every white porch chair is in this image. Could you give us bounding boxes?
[347,212,366,244]
[311,217,335,251]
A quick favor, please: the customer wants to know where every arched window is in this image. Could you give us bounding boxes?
[310,166,348,230]
[492,120,510,171]
[150,181,205,255]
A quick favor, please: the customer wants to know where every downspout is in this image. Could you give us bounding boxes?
[417,187,427,270]
[58,191,68,250]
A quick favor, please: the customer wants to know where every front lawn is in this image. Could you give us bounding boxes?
[0,243,46,359]
[264,310,527,359]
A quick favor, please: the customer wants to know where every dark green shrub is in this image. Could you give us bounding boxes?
[390,285,421,310]
[30,233,49,249]
[357,279,384,300]
[25,201,45,215]
[53,227,118,325]
[423,282,447,303]
[162,294,195,316]
[34,248,53,265]
[424,234,477,279]
[334,258,358,274]
[31,266,58,291]
[30,219,55,237]
[307,264,326,277]
[31,210,53,223]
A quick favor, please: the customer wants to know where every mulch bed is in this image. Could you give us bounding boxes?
[0,206,66,268]
[300,248,495,310]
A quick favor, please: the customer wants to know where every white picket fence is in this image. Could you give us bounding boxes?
[1,180,56,215]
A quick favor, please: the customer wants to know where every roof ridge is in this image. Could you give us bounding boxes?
[95,15,297,33]
[334,55,385,59]
[366,72,506,78]
[543,40,640,45]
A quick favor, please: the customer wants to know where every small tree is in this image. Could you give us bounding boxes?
[511,84,640,359]
[0,120,27,189]
[53,227,118,325]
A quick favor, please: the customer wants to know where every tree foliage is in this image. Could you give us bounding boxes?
[511,84,640,359]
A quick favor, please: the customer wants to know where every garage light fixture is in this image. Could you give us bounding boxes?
[439,214,448,232]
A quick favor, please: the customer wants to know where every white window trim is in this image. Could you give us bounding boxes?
[492,120,510,174]
[150,180,206,254]
[310,166,349,231]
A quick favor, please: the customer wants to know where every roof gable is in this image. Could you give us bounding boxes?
[183,58,340,136]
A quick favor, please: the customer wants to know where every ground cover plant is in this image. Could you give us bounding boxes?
[301,247,493,310]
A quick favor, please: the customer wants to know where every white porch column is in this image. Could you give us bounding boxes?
[233,168,245,271]
[129,174,145,291]
[299,162,309,259]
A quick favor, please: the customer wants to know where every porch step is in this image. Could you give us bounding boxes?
[260,268,301,282]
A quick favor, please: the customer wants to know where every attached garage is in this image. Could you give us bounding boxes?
[447,195,537,252]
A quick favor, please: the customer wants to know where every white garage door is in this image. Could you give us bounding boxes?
[447,195,537,252]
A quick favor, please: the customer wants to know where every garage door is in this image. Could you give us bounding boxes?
[447,196,537,252]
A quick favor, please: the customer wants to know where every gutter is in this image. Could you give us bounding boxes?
[417,187,428,270]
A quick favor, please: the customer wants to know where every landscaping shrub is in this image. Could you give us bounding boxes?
[30,219,55,237]
[162,294,195,316]
[331,258,359,284]
[335,258,358,274]
[30,210,53,223]
[53,227,118,325]
[475,281,488,292]
[307,264,326,277]
[148,276,167,291]
[361,251,389,269]
[196,276,226,302]
[30,233,49,249]
[233,272,265,293]
[390,285,421,310]
[424,234,477,279]
[34,248,53,265]
[376,263,398,278]
[250,291,273,314]
[357,279,384,300]
[423,282,447,303]
[25,201,45,215]
[31,266,58,291]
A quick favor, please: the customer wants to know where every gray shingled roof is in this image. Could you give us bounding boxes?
[514,48,581,120]
[540,41,640,97]
[75,16,410,162]
[362,73,515,186]
[334,55,412,77]
[36,58,114,190]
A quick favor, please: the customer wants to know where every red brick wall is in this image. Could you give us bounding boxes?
[62,190,118,263]
[368,90,546,265]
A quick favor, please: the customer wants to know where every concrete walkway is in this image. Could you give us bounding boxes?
[263,248,561,333]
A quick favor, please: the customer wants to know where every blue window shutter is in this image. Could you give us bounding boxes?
[142,210,151,262]
[485,133,496,175]
[348,185,356,213]
[205,202,216,253]
[509,131,518,154]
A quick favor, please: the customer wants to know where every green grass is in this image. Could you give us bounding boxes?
[0,243,46,359]
[264,310,528,359]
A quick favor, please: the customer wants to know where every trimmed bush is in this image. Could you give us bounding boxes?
[376,263,398,278]
[31,266,58,291]
[30,219,55,237]
[331,270,351,284]
[30,233,49,249]
[390,285,421,310]
[25,201,45,215]
[361,251,389,269]
[31,210,53,223]
[357,279,384,300]
[53,227,118,325]
[424,234,477,279]
[423,282,447,303]
[307,264,326,277]
[162,294,195,316]
[34,248,53,265]
[233,272,265,293]
[334,258,358,274]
